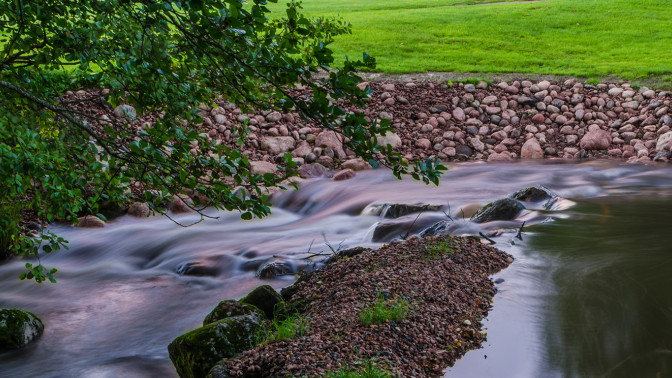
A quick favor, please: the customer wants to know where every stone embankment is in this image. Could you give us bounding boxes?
[176,79,672,171]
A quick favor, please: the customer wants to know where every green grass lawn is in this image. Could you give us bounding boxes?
[269,0,672,81]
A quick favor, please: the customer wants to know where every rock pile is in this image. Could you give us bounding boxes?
[163,79,672,168]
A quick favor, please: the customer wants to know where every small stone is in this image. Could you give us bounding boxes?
[333,169,355,181]
[452,107,466,122]
[77,215,105,228]
[127,202,150,218]
[250,161,277,176]
[521,138,544,159]
[265,111,282,122]
[113,104,137,121]
[415,138,432,149]
[580,129,612,150]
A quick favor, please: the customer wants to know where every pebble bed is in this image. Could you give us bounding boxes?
[223,236,512,377]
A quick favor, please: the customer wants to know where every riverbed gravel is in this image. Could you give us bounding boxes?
[221,235,512,377]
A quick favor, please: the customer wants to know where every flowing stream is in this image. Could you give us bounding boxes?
[1,161,672,377]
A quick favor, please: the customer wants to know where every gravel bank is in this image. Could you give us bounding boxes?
[221,236,512,377]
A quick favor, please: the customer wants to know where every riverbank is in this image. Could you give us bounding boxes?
[61,78,672,197]
[215,235,512,377]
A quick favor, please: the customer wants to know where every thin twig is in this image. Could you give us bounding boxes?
[399,204,430,240]
[516,221,526,240]
[478,232,496,245]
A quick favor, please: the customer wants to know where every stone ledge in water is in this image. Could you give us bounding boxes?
[0,308,45,353]
[168,313,265,378]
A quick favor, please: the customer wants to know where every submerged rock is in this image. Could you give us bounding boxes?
[371,215,447,243]
[0,308,44,352]
[239,285,283,319]
[257,261,295,279]
[203,300,265,326]
[363,203,444,219]
[168,313,265,378]
[470,198,526,223]
[509,185,563,210]
[510,186,554,202]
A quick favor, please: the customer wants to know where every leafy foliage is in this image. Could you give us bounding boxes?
[0,0,446,282]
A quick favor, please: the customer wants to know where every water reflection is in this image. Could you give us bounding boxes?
[533,198,672,378]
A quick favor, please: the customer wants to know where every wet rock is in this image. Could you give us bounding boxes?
[470,198,526,223]
[176,261,220,277]
[168,314,265,378]
[371,215,447,243]
[332,169,355,181]
[258,261,296,279]
[509,185,560,209]
[487,152,512,162]
[203,301,265,326]
[169,196,192,213]
[341,158,371,171]
[239,285,283,319]
[510,185,555,203]
[363,203,444,219]
[77,215,105,228]
[0,308,44,352]
[127,202,150,218]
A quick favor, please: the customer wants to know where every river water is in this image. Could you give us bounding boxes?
[1,161,672,378]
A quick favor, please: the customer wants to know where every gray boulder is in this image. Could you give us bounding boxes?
[470,198,526,223]
[0,308,44,352]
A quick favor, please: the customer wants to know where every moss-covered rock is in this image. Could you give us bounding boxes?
[470,198,526,223]
[203,300,264,326]
[0,308,44,353]
[239,285,282,319]
[206,360,234,378]
[168,313,264,378]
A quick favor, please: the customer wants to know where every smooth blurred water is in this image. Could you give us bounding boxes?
[1,161,672,377]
